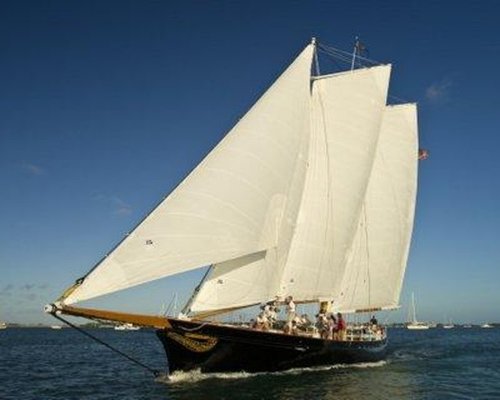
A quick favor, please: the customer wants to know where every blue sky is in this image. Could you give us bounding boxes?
[1,1,499,325]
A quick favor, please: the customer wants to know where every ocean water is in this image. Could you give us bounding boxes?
[1,327,499,399]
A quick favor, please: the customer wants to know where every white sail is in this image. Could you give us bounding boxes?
[190,135,311,314]
[63,44,315,305]
[278,66,392,303]
[189,250,271,314]
[189,64,313,314]
[335,104,418,312]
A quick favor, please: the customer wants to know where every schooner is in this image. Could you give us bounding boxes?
[45,38,420,374]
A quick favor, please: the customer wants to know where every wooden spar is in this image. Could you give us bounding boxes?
[53,304,171,329]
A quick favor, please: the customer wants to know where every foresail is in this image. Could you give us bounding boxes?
[189,56,313,315]
[335,104,418,312]
[189,250,271,314]
[190,125,310,314]
[63,44,315,305]
[278,66,391,303]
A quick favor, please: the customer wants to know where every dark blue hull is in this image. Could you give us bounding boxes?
[157,318,387,374]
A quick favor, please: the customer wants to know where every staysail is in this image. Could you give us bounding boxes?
[334,104,419,312]
[63,44,315,305]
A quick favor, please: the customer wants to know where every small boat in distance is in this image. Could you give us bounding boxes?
[114,323,140,331]
[50,325,63,330]
[443,319,455,329]
[481,323,493,329]
[0,321,7,330]
[407,293,430,330]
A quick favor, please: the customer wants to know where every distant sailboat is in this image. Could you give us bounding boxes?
[45,38,422,375]
[407,293,430,330]
[443,319,454,329]
[114,323,140,331]
[481,323,493,329]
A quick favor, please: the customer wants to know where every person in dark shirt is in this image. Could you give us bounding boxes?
[336,312,346,341]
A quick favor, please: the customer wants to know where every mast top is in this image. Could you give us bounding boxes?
[311,37,317,46]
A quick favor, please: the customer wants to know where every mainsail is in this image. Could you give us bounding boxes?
[277,66,391,303]
[335,104,419,312]
[63,44,315,305]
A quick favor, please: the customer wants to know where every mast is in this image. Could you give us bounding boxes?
[312,37,320,76]
[350,36,359,71]
[411,292,417,323]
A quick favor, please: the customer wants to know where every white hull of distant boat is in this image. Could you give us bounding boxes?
[443,325,454,329]
[114,323,140,331]
[407,323,430,330]
[481,324,493,329]
[0,322,7,330]
[51,325,63,330]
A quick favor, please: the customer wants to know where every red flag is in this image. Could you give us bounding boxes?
[418,148,429,160]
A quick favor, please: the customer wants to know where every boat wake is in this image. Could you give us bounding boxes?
[159,361,387,384]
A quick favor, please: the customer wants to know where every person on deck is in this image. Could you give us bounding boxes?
[255,309,270,331]
[316,313,329,339]
[328,314,337,340]
[284,296,296,334]
[336,312,347,341]
[265,304,277,329]
[262,304,272,326]
[300,314,313,331]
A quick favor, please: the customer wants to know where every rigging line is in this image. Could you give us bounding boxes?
[317,49,354,65]
[181,265,213,315]
[318,48,370,66]
[318,44,381,65]
[388,94,410,104]
[50,313,161,377]
[164,292,178,316]
[323,52,346,71]
[317,49,367,70]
